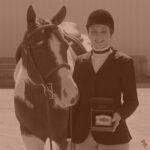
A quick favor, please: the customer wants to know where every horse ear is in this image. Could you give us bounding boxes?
[51,6,66,25]
[27,5,36,30]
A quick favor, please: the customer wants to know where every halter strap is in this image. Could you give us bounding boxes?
[27,24,52,39]
[45,63,70,80]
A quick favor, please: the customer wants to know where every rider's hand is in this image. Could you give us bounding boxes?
[111,112,121,132]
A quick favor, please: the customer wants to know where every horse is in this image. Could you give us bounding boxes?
[14,5,88,150]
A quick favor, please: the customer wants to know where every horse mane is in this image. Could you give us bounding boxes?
[64,33,87,55]
[15,43,23,64]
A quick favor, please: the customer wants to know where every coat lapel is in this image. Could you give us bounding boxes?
[97,49,117,74]
[82,51,95,75]
[83,50,117,75]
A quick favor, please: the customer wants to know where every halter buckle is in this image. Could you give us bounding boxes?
[43,83,55,100]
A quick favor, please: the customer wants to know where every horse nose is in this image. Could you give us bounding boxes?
[71,98,76,105]
[70,93,80,105]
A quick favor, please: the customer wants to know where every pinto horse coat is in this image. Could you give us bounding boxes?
[14,5,87,150]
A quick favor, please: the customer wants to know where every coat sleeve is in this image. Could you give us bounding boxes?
[72,57,80,86]
[117,58,139,120]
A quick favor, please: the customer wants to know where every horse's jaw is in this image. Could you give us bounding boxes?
[53,68,79,108]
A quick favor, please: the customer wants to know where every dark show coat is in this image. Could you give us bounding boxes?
[71,49,139,145]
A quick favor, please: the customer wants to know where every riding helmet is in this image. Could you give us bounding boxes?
[86,9,114,35]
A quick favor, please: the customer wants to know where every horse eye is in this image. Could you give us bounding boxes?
[36,40,44,45]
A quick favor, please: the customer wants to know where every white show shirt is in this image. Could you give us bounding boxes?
[91,48,112,73]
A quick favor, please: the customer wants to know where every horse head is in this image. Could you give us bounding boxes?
[21,5,79,109]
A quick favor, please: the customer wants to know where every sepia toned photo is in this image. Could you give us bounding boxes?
[0,0,150,150]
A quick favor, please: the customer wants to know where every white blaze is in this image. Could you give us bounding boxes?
[49,33,64,64]
[14,59,34,108]
[49,33,79,107]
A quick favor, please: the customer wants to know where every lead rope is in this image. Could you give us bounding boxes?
[44,83,54,150]
[26,45,54,150]
[69,108,76,150]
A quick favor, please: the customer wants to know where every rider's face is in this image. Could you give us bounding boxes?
[88,24,111,50]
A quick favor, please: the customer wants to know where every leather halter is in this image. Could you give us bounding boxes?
[24,24,70,98]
